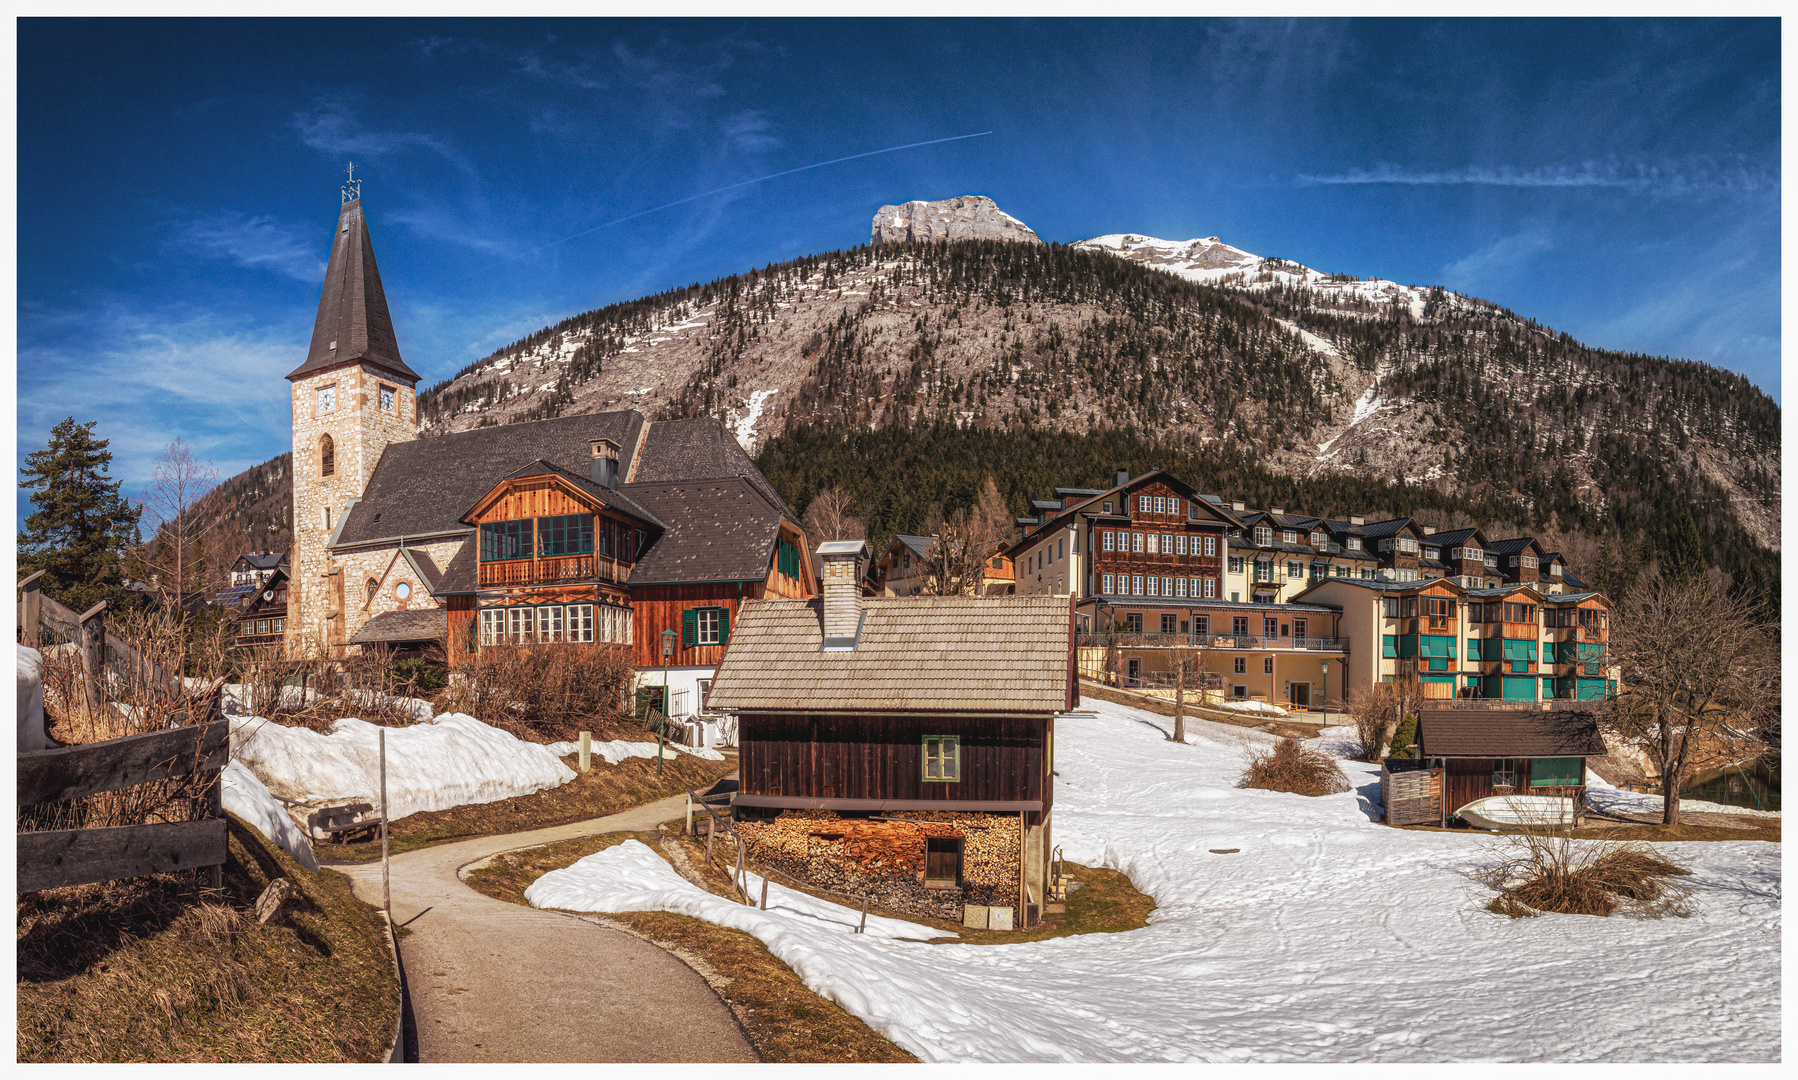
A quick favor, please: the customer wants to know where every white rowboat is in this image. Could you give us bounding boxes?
[1455,794,1576,831]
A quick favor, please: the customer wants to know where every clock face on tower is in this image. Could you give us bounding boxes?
[318,385,336,413]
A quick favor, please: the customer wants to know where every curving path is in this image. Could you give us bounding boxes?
[338,794,755,1063]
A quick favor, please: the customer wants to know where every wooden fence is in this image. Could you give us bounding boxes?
[17,571,231,892]
[1381,760,1444,827]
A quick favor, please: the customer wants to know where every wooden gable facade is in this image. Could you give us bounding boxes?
[448,467,649,666]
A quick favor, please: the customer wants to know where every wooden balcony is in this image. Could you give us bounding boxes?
[1077,632,1343,652]
[478,553,629,589]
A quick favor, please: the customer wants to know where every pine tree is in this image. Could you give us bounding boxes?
[18,417,142,613]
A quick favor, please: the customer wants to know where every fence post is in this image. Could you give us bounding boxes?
[79,601,108,718]
[19,569,45,646]
[858,894,869,934]
[685,794,693,836]
[206,730,225,890]
[759,872,769,910]
[734,841,746,903]
[380,726,391,918]
[578,730,591,774]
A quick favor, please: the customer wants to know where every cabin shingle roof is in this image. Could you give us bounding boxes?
[707,595,1071,714]
[1417,710,1605,758]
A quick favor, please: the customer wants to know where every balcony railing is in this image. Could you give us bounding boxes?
[1426,698,1596,711]
[1077,632,1343,652]
[478,553,629,589]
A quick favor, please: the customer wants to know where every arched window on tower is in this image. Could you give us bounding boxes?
[320,434,335,477]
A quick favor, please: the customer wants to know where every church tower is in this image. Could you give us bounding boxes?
[287,173,421,655]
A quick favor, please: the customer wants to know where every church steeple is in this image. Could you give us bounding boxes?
[285,188,419,384]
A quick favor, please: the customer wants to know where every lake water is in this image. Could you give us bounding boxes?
[1677,762,1781,813]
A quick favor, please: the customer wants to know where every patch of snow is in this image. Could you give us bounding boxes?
[518,696,1780,1061]
[229,713,575,822]
[1218,699,1290,717]
[1350,383,1384,426]
[17,645,48,752]
[221,759,319,873]
[527,839,949,941]
[730,388,779,450]
[542,738,718,764]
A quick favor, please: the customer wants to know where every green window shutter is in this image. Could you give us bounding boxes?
[719,607,731,645]
[1530,757,1582,787]
[1382,635,1397,658]
[682,608,697,646]
[1447,638,1457,659]
[1469,638,1481,661]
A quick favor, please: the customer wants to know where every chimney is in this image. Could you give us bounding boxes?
[1349,515,1366,526]
[1270,507,1285,516]
[1231,500,1246,512]
[816,540,869,650]
[1114,469,1129,488]
[1421,524,1436,536]
[590,438,620,489]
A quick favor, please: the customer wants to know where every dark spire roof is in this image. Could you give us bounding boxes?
[286,198,420,384]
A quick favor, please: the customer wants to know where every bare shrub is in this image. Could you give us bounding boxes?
[439,642,636,742]
[1238,737,1351,797]
[1345,680,1423,762]
[1481,829,1694,919]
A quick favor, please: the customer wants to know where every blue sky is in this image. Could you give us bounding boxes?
[16,17,1781,517]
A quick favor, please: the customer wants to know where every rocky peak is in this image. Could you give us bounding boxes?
[871,196,1042,245]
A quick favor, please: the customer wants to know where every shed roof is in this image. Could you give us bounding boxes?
[707,595,1071,715]
[1416,710,1605,758]
[348,608,448,645]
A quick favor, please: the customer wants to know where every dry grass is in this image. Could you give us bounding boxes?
[317,751,736,863]
[1481,829,1695,919]
[1238,737,1352,797]
[17,816,398,1062]
[1571,816,1781,843]
[439,642,637,743]
[463,830,914,1063]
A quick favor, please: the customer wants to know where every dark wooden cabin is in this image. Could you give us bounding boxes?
[1417,708,1607,821]
[707,540,1076,926]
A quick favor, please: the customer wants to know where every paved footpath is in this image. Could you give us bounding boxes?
[339,794,755,1063]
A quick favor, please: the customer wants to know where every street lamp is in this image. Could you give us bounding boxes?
[1320,660,1329,727]
[659,628,676,776]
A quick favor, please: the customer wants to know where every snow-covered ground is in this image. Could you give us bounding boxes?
[1585,770,1781,820]
[544,738,725,764]
[229,713,575,822]
[526,697,1779,1061]
[220,759,319,872]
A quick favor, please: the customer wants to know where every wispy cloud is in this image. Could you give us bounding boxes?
[1441,228,1556,288]
[293,99,480,181]
[721,109,779,155]
[1298,156,1775,199]
[170,211,325,281]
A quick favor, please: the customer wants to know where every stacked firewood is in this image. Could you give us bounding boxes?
[737,810,1021,897]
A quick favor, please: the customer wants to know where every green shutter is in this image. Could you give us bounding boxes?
[1530,757,1582,787]
[719,607,731,646]
[1469,638,1482,661]
[1382,635,1397,658]
[682,608,697,646]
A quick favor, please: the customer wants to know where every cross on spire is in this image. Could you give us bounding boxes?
[341,161,362,204]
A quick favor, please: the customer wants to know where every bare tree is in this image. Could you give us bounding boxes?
[1603,575,1776,825]
[921,477,1013,596]
[1346,679,1424,762]
[1171,651,1198,745]
[131,439,221,604]
[802,486,865,548]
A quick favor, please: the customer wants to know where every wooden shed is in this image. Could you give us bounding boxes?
[706,541,1077,926]
[1416,708,1607,823]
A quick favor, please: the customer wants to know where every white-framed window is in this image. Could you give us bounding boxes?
[1311,531,1327,547]
[1175,534,1187,556]
[1288,561,1302,578]
[1146,533,1159,555]
[1397,536,1419,555]
[1163,576,1174,597]
[1335,565,1348,577]
[1282,530,1297,545]
[1176,577,1188,598]
[380,385,396,413]
[1347,537,1362,551]
[1102,530,1115,551]
[479,608,502,646]
[1203,535,1216,557]
[1521,555,1539,569]
[568,604,595,643]
[1171,497,1181,516]
[317,384,336,413]
[1132,574,1144,595]
[1102,573,1115,594]
[539,605,565,642]
[1550,563,1562,577]
[506,607,535,643]
[1200,577,1212,598]
[697,607,722,645]
[1423,547,1440,561]
[1254,526,1273,546]
[1146,577,1158,597]
[1133,532,1144,553]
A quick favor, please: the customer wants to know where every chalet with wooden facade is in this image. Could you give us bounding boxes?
[707,541,1076,928]
[228,568,290,650]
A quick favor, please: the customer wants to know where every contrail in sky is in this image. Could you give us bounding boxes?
[455,130,994,281]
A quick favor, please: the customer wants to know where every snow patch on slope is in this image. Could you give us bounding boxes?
[730,389,779,452]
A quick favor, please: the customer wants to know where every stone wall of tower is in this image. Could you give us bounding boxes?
[287,363,418,655]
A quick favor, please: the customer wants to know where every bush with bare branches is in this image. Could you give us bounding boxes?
[439,642,637,742]
[1238,737,1352,797]
[1345,680,1423,762]
[1480,829,1694,919]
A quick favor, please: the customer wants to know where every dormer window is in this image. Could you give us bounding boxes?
[1397,536,1419,555]
[1550,563,1563,577]
[1253,526,1272,546]
[1424,547,1440,560]
[1347,537,1362,551]
[1281,530,1297,545]
[1310,531,1326,547]
[1102,501,1113,514]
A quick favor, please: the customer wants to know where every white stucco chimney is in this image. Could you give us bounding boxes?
[816,539,869,650]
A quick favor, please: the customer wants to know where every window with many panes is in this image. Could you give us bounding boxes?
[1161,614,1177,633]
[1194,615,1210,634]
[683,606,729,646]
[1397,536,1419,554]
[1102,530,1115,551]
[538,514,595,557]
[922,736,960,782]
[1282,530,1297,545]
[1232,616,1250,635]
[1233,656,1247,674]
[1492,758,1518,789]
[481,519,533,561]
[1253,526,1273,546]
[1132,574,1144,594]
[1203,577,1216,598]
[1203,535,1216,557]
[1132,533,1144,553]
[1146,533,1159,555]
[1102,573,1115,593]
[1228,555,1243,574]
[1263,657,1274,674]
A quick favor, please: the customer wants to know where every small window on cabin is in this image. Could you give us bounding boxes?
[320,434,335,477]
[922,736,960,782]
[1102,501,1112,514]
[924,836,963,888]
[1493,758,1519,790]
